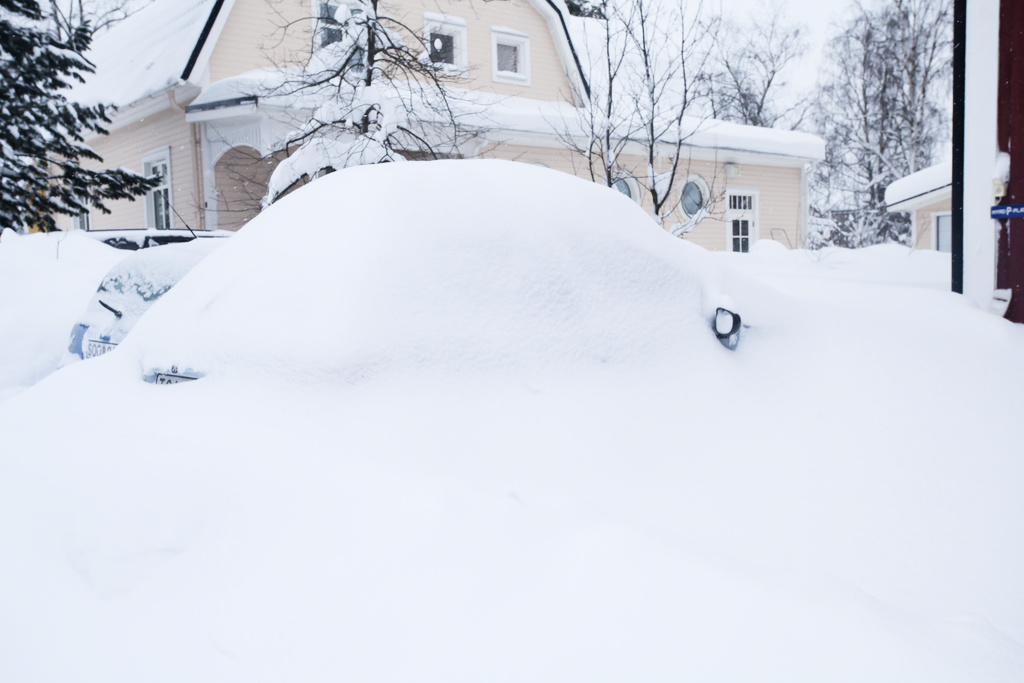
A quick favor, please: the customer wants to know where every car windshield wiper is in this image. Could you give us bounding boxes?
[98,299,123,319]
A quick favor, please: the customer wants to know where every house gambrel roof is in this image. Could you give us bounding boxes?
[75,0,590,110]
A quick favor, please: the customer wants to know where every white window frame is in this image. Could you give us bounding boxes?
[142,146,173,230]
[491,27,530,85]
[724,187,759,252]
[612,174,642,204]
[72,208,91,232]
[424,13,467,72]
[678,173,711,218]
[932,210,952,252]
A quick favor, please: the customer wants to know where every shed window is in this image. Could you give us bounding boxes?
[935,213,952,253]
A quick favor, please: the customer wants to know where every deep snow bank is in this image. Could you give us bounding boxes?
[720,242,952,291]
[0,229,125,400]
[124,160,746,381]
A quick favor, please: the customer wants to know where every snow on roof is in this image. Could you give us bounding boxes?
[885,160,952,210]
[190,68,825,162]
[187,68,293,109]
[674,117,824,161]
[477,95,825,160]
[73,0,224,108]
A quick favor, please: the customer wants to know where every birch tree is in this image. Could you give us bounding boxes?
[810,0,951,247]
[628,0,716,225]
[561,0,718,232]
[557,0,635,190]
[704,6,808,129]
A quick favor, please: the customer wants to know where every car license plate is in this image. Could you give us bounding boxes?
[155,373,196,385]
[85,339,117,358]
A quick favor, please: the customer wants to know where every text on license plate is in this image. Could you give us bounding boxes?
[85,340,117,358]
[155,373,197,385]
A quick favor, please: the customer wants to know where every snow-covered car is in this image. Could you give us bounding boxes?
[64,238,227,363]
[120,160,748,385]
[85,228,234,250]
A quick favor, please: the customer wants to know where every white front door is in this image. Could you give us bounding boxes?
[727,193,756,252]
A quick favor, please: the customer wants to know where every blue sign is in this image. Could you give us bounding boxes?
[991,204,1024,219]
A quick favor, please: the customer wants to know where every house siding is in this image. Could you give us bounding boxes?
[401,0,575,103]
[914,197,952,250]
[728,164,803,249]
[208,0,311,82]
[59,107,201,232]
[480,144,806,251]
[222,0,575,103]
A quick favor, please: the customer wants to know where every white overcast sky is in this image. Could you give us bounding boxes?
[715,0,859,95]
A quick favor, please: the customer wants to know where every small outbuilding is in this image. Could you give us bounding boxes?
[885,161,951,252]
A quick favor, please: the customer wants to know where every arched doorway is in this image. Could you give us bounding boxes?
[213,146,280,232]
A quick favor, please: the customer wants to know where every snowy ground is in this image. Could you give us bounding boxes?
[2,162,1023,681]
[0,229,126,402]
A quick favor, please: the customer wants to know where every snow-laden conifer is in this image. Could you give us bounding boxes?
[0,0,154,232]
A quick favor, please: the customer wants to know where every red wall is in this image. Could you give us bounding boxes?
[997,0,1024,322]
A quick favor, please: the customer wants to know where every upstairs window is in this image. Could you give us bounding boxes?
[491,28,529,85]
[318,2,345,48]
[430,32,455,64]
[424,13,467,70]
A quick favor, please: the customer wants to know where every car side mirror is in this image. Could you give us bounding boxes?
[714,307,741,349]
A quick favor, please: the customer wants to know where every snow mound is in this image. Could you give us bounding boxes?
[750,238,789,256]
[124,160,736,381]
[0,230,125,400]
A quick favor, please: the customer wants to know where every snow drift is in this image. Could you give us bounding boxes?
[0,229,124,399]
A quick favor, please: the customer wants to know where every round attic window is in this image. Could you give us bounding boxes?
[613,175,642,204]
[679,176,710,217]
